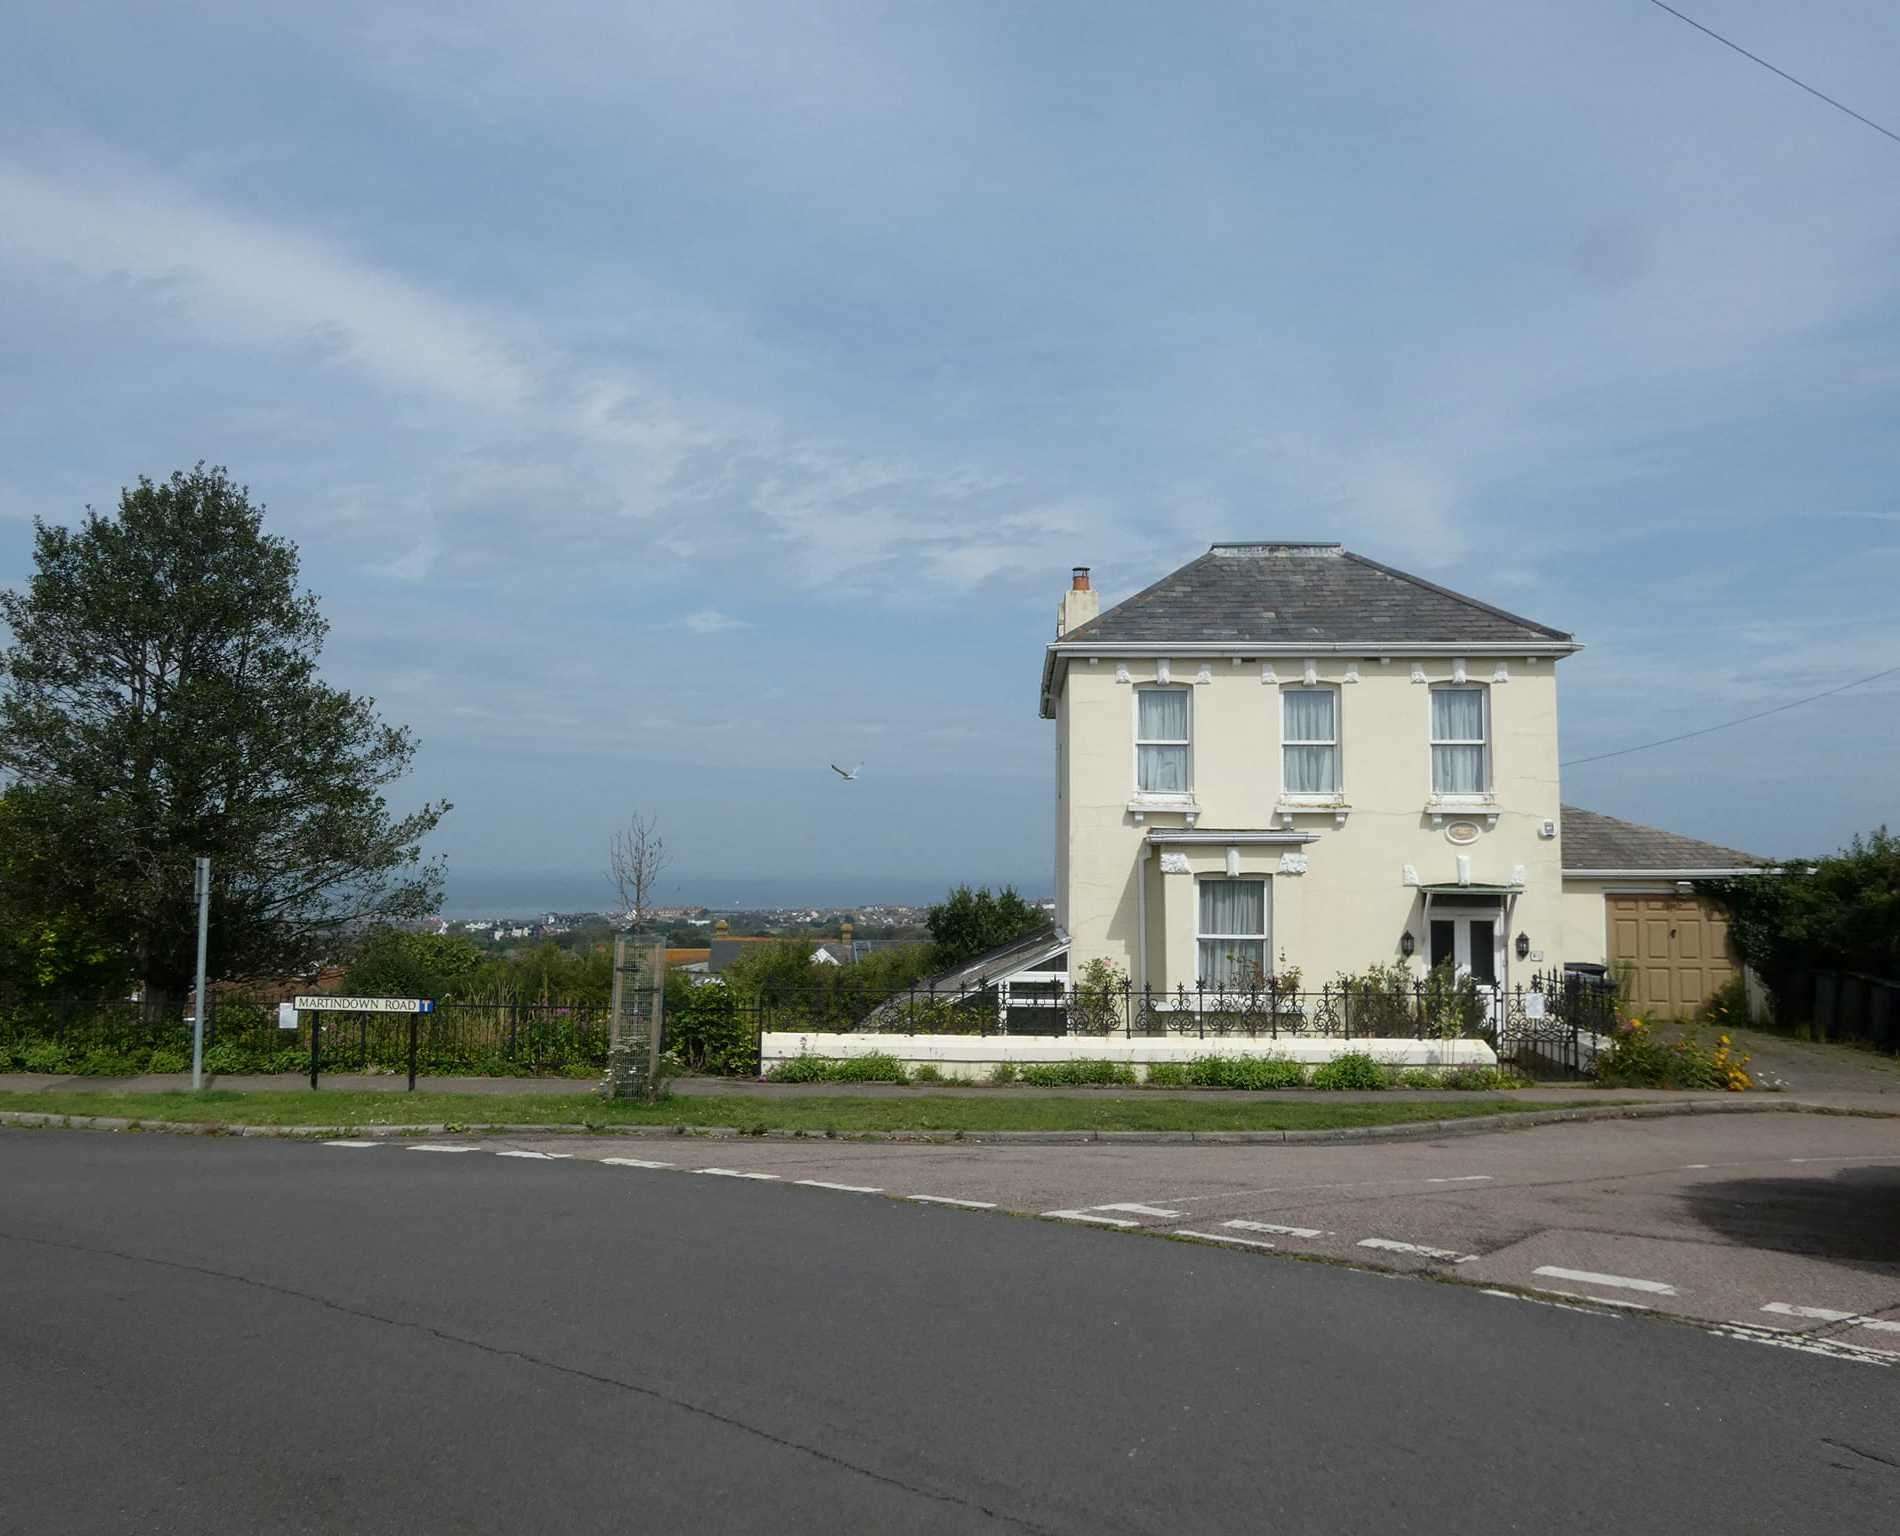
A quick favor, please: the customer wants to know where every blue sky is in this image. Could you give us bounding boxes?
[3,1,1897,912]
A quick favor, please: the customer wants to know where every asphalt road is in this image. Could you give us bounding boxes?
[460,1112,1900,1347]
[3,1129,1898,1535]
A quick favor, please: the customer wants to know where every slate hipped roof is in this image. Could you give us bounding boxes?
[1561,806,1767,873]
[1060,543,1574,648]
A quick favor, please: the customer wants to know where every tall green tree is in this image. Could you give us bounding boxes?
[925,884,1049,969]
[1701,828,1899,1005]
[0,465,449,1007]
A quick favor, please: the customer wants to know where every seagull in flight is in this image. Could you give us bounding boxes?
[829,761,863,781]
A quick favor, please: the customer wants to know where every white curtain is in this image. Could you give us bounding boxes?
[1431,689,1486,793]
[1198,880,1266,987]
[1282,688,1338,793]
[1137,689,1189,792]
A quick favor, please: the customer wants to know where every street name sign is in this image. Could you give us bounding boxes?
[292,995,437,1013]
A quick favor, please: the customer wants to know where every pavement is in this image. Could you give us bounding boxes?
[3,1127,1897,1534]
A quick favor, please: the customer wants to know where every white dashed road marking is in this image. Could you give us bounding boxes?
[599,1157,674,1169]
[495,1150,574,1160]
[1222,1220,1325,1238]
[1090,1203,1189,1219]
[1358,1237,1478,1264]
[405,1144,481,1153]
[1536,1289,1655,1311]
[695,1168,779,1181]
[1175,1229,1276,1250]
[907,1196,997,1210]
[323,1140,380,1148]
[1762,1303,1900,1334]
[1706,1323,1894,1367]
[1044,1209,1138,1228]
[795,1180,882,1194]
[1424,1175,1493,1184]
[1533,1266,1678,1297]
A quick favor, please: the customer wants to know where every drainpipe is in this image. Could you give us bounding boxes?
[1137,843,1152,993]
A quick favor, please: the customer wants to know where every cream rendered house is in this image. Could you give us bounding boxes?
[1040,542,1763,1015]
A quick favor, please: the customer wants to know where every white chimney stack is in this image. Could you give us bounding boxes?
[1058,565,1099,638]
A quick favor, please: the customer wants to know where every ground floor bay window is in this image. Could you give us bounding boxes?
[1197,878,1268,990]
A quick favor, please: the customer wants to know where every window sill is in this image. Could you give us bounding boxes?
[1426,796,1499,829]
[1127,795,1199,826]
[1276,798,1350,829]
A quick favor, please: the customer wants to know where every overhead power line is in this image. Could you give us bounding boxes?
[1562,663,1900,768]
[1646,0,1900,147]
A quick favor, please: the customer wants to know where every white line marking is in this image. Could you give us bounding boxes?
[1482,1288,1616,1317]
[1222,1220,1325,1238]
[495,1150,574,1160]
[695,1167,779,1180]
[1091,1202,1189,1219]
[1358,1237,1478,1263]
[1707,1324,1893,1367]
[1534,1289,1655,1311]
[1763,1303,1900,1334]
[1174,1229,1275,1250]
[1424,1175,1494,1184]
[795,1179,882,1194]
[1763,1302,1856,1323]
[907,1196,997,1210]
[1533,1265,1677,1297]
[599,1157,675,1169]
[1682,1163,1710,1170]
[405,1144,481,1153]
[1044,1208,1138,1228]
[323,1140,380,1148]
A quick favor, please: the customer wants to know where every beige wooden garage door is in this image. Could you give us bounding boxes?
[1607,895,1735,1020]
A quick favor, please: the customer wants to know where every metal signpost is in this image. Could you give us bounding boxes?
[190,858,211,1091]
[291,995,437,1091]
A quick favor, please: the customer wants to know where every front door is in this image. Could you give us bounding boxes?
[1429,913,1499,986]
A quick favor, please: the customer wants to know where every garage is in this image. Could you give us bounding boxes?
[1607,893,1736,1019]
[1560,805,1769,1022]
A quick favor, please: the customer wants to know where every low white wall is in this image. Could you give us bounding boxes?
[760,1032,1498,1082]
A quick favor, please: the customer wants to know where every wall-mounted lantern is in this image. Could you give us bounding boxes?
[1400,931,1416,959]
[1515,932,1531,961]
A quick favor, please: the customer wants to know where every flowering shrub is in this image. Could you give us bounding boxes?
[1594,1017,1753,1091]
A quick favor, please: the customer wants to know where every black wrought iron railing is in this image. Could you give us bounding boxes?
[0,997,613,1076]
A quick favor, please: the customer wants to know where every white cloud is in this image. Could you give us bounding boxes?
[681,608,748,634]
[0,158,534,412]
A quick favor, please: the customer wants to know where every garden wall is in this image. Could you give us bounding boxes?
[759,1032,1498,1082]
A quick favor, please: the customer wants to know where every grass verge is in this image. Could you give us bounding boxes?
[0,1090,1596,1135]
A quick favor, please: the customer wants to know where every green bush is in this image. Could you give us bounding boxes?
[987,1061,1020,1085]
[1396,1067,1442,1088]
[1594,1023,1752,1090]
[147,1046,189,1074]
[1185,1054,1305,1090]
[74,1048,145,1076]
[667,980,757,1076]
[1309,1052,1387,1090]
[1069,958,1127,1036]
[1016,1058,1137,1087]
[764,1053,830,1083]
[909,1062,943,1084]
[1143,1061,1189,1087]
[1695,975,1750,1034]
[763,1052,910,1084]
[18,1039,76,1074]
[1444,1065,1508,1090]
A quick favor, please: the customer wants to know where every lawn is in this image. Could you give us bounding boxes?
[0,1090,1597,1135]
